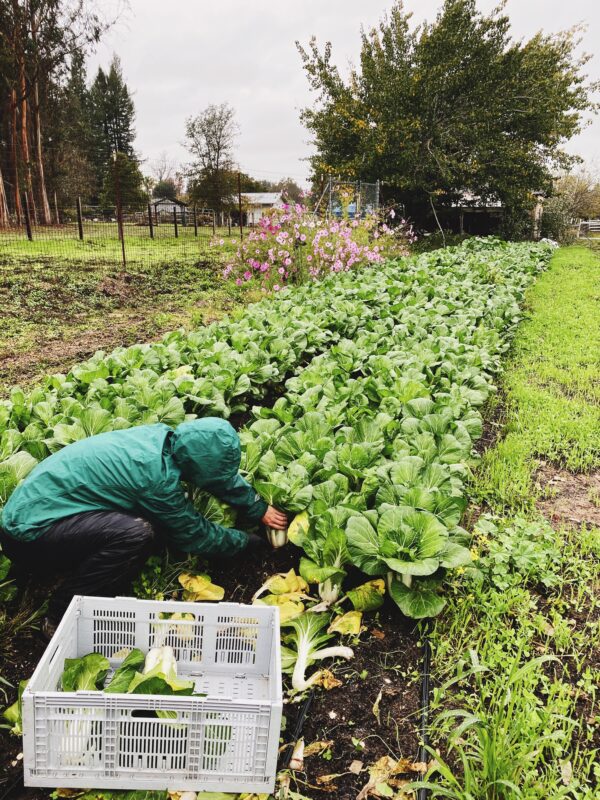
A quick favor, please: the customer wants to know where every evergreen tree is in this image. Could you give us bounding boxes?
[88,55,136,196]
[100,152,146,210]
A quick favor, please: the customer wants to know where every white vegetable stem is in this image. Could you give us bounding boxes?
[292,645,354,692]
[266,526,288,548]
[144,646,177,676]
[318,577,341,606]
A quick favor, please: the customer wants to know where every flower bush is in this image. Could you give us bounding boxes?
[218,203,414,290]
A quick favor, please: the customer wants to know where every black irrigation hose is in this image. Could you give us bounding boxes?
[416,622,432,800]
[282,688,315,769]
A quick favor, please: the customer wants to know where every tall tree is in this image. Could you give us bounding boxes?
[185,103,239,216]
[0,0,107,224]
[298,0,598,236]
[88,55,136,196]
[100,151,146,210]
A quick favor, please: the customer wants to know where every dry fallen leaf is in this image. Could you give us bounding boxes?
[356,755,408,800]
[313,669,343,690]
[371,629,386,640]
[349,759,364,775]
[304,739,334,757]
[316,773,342,785]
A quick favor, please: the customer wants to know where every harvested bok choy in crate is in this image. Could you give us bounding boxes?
[21,595,282,794]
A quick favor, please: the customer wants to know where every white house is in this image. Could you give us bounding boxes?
[242,192,285,225]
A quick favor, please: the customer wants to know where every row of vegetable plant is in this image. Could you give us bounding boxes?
[233,239,553,626]
[1,249,453,494]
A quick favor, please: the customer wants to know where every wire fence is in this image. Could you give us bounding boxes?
[0,199,245,271]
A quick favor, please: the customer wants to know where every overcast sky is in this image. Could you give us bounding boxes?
[88,0,600,185]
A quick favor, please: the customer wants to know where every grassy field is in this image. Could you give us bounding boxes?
[424,245,600,798]
[0,227,248,391]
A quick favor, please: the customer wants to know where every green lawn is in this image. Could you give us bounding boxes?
[423,245,600,799]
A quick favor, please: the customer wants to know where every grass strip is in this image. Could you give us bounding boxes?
[473,245,600,514]
[425,245,600,799]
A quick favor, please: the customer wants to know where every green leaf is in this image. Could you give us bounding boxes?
[61,653,110,691]
[347,516,386,575]
[388,578,446,619]
[299,557,341,585]
[104,649,145,693]
[2,680,27,735]
[440,541,473,569]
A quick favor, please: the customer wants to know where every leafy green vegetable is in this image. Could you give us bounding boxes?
[61,653,110,692]
[2,680,27,735]
[104,649,145,693]
[281,613,354,692]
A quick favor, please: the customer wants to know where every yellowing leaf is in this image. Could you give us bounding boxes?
[347,579,385,611]
[178,572,224,602]
[252,569,309,602]
[312,669,342,690]
[254,595,305,622]
[328,611,362,636]
[288,511,310,546]
[268,569,309,595]
[304,739,334,757]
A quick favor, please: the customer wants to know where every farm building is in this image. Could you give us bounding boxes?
[242,192,285,225]
[152,197,188,215]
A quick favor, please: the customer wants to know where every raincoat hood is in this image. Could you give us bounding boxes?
[171,418,241,488]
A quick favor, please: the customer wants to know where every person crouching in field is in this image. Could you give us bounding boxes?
[0,418,287,640]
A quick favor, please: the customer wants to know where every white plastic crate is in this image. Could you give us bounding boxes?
[22,595,282,794]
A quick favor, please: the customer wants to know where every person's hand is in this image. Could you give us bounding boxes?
[261,505,288,530]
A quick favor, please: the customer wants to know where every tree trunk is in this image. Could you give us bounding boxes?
[31,78,51,224]
[0,166,10,227]
[19,58,37,223]
[30,8,51,225]
[9,89,23,224]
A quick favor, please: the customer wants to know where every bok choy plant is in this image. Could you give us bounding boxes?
[281,613,354,693]
[347,506,471,618]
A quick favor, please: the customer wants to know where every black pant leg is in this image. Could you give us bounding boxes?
[46,511,155,622]
[2,511,155,623]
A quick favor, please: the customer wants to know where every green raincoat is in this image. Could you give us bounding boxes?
[0,419,267,556]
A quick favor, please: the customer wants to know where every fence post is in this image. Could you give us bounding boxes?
[212,211,216,236]
[237,171,244,241]
[148,202,154,239]
[54,191,60,225]
[113,154,126,269]
[193,205,198,237]
[173,206,179,238]
[76,196,84,240]
[227,214,231,236]
[23,193,33,241]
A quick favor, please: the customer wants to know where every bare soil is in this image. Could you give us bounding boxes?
[535,462,600,528]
